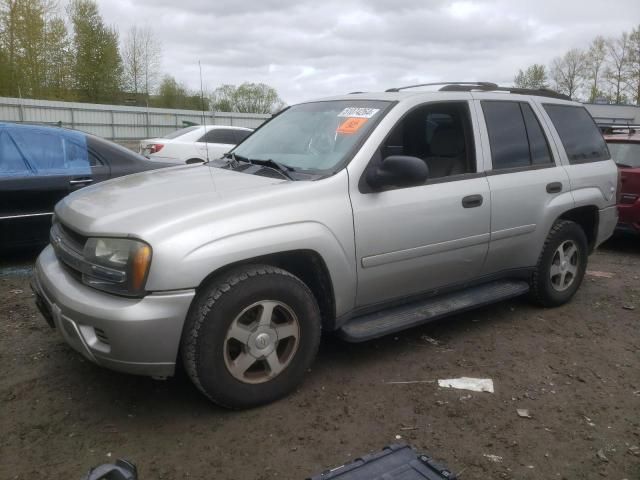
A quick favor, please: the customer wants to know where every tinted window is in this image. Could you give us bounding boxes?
[88,150,103,167]
[234,129,252,143]
[521,103,553,165]
[163,126,199,139]
[482,101,530,169]
[0,129,30,175]
[376,101,475,182]
[543,104,609,164]
[200,128,238,144]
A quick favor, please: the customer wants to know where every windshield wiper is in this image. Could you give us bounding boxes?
[222,152,251,167]
[222,153,295,180]
[249,158,295,180]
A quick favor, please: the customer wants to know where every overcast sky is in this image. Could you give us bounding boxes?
[94,0,640,105]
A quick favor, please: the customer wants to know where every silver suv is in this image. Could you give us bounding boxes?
[32,82,619,408]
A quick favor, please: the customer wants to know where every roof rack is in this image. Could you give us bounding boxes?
[385,82,571,101]
[385,82,497,93]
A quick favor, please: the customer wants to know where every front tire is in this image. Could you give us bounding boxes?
[181,265,321,409]
[531,220,588,307]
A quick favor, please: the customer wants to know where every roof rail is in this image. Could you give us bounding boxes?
[385,82,497,93]
[439,83,571,100]
[384,81,571,101]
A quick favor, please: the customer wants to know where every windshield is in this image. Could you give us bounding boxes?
[163,126,200,139]
[231,100,392,173]
[607,141,640,168]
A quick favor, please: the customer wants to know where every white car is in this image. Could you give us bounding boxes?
[139,125,253,164]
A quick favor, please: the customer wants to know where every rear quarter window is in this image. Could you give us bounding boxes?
[543,104,609,164]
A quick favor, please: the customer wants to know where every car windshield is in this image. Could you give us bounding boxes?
[230,100,392,173]
[607,141,640,167]
[163,126,200,139]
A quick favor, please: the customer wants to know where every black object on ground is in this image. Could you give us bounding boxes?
[308,443,457,480]
[81,459,138,480]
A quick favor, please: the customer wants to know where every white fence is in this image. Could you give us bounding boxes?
[0,97,270,141]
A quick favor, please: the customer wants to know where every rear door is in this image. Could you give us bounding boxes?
[0,126,91,247]
[476,98,571,274]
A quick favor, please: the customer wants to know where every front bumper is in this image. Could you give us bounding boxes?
[31,246,195,377]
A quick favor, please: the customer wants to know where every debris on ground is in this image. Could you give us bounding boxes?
[438,377,494,393]
[9,289,23,295]
[483,454,503,463]
[385,380,435,385]
[420,335,440,346]
[586,270,614,278]
[516,408,532,418]
[596,449,609,462]
[622,304,636,311]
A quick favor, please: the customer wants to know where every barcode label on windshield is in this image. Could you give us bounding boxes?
[337,107,380,118]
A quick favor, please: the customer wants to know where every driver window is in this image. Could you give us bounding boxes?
[380,101,476,181]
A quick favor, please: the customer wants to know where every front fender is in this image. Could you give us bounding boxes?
[146,221,357,316]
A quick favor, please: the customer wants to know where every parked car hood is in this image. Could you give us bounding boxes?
[55,164,288,238]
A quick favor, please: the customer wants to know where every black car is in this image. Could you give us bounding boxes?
[0,122,174,250]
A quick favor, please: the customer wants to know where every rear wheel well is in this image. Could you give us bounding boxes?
[197,250,336,329]
[558,206,598,252]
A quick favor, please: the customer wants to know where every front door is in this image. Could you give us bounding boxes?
[349,101,491,307]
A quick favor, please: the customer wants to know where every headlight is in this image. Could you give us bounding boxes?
[82,237,152,296]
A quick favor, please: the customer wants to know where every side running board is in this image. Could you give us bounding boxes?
[338,280,530,342]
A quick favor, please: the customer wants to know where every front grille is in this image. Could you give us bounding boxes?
[50,222,88,278]
[58,223,87,252]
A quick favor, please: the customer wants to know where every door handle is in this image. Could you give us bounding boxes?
[462,194,483,208]
[546,182,562,194]
[69,178,93,185]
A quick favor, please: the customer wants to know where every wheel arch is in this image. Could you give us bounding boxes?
[557,205,598,253]
[195,249,337,330]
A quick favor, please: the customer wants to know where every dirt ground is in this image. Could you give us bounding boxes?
[1,237,639,480]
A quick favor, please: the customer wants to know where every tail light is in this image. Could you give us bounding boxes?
[147,143,164,154]
[616,169,622,203]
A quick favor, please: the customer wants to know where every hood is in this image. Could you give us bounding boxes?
[56,164,288,237]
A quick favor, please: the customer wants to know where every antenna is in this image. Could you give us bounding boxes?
[198,60,210,163]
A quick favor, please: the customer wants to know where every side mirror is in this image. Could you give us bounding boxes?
[366,155,429,190]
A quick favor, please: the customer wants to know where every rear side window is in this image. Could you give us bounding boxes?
[543,104,609,164]
[482,101,553,170]
[200,128,238,144]
[234,129,252,143]
[4,126,90,175]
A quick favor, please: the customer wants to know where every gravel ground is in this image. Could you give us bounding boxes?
[1,237,638,480]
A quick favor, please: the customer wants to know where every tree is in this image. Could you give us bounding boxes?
[68,0,122,103]
[122,25,161,99]
[585,36,607,102]
[605,32,630,104]
[551,49,586,99]
[211,82,284,113]
[626,25,640,105]
[513,64,548,89]
[153,75,206,110]
[43,15,73,99]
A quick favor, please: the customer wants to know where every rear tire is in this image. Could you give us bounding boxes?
[531,220,588,307]
[181,264,321,409]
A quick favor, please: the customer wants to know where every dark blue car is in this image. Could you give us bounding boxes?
[0,123,172,249]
